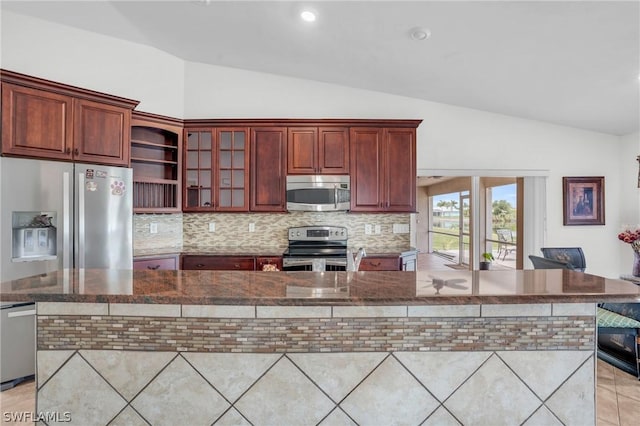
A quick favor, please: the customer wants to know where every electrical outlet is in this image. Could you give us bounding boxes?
[150,222,158,234]
[374,224,381,234]
[249,223,255,232]
[208,222,216,232]
[364,224,372,235]
[392,224,410,234]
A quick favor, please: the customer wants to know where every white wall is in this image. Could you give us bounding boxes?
[618,132,640,275]
[0,11,185,118]
[2,11,635,277]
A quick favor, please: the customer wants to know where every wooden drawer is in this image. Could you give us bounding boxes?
[133,255,178,271]
[181,255,256,271]
[358,256,401,271]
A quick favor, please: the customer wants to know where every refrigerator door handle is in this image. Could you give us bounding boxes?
[78,172,85,269]
[63,172,71,269]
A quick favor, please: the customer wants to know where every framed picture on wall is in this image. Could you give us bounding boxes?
[563,176,605,225]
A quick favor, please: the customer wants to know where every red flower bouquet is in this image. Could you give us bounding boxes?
[618,228,640,251]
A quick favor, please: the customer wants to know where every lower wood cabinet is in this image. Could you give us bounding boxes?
[133,254,179,271]
[140,253,404,271]
[358,256,401,271]
[181,255,256,271]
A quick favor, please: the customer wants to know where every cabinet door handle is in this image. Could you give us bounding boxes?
[196,263,205,268]
[147,265,161,270]
[371,261,381,267]
[74,148,79,155]
[65,147,71,154]
[234,263,240,268]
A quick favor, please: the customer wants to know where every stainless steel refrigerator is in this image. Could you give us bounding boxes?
[0,156,132,388]
[1,157,133,280]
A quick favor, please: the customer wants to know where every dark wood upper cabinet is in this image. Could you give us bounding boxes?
[250,127,287,212]
[1,83,74,160]
[350,127,384,211]
[318,127,349,174]
[383,127,416,212]
[181,119,419,214]
[287,127,316,174]
[287,126,349,174]
[350,126,416,212]
[1,70,138,166]
[74,98,130,166]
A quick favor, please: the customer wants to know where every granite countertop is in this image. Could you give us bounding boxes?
[133,247,417,258]
[1,269,639,306]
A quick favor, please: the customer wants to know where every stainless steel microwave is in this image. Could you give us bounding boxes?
[286,175,350,211]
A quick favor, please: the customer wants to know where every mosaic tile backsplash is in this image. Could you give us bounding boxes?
[134,212,411,251]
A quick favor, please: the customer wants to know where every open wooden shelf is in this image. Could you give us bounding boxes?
[130,112,182,213]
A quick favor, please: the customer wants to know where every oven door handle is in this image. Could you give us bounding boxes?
[283,258,347,268]
[283,258,314,267]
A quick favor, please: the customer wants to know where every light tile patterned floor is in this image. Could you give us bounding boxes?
[596,358,640,426]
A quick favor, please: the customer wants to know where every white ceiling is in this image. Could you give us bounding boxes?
[3,0,639,136]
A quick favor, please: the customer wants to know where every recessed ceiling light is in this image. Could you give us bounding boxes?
[300,10,317,22]
[409,27,431,41]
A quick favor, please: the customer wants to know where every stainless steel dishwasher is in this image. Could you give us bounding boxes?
[1,302,36,391]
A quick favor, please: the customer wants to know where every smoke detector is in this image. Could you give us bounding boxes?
[410,27,431,41]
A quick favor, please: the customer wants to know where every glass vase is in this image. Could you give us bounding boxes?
[633,250,640,277]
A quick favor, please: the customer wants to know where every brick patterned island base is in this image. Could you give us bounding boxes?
[3,269,639,425]
[36,302,596,425]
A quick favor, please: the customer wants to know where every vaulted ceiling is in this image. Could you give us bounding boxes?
[3,1,639,136]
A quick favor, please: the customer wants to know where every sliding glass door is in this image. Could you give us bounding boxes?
[421,176,522,270]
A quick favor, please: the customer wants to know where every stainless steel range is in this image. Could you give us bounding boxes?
[282,226,348,271]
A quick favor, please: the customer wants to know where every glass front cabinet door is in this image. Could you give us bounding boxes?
[184,128,249,212]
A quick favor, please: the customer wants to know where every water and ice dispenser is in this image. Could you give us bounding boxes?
[11,212,57,261]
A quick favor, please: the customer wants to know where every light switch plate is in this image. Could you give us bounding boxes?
[150,223,158,234]
[249,223,255,232]
[364,224,372,235]
[208,222,216,232]
[374,224,381,234]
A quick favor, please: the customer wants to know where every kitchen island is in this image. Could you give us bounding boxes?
[1,269,639,426]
